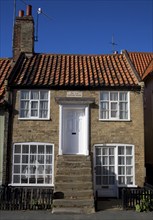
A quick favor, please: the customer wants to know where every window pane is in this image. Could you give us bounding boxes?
[118,146,124,155]
[46,145,52,154]
[45,165,52,174]
[110,92,118,101]
[126,157,132,165]
[14,165,20,173]
[120,111,128,119]
[40,110,48,118]
[120,92,127,101]
[109,148,114,155]
[111,110,117,118]
[109,156,114,165]
[30,145,37,154]
[111,102,117,110]
[21,91,29,99]
[31,101,38,108]
[40,91,48,99]
[46,155,52,164]
[20,110,29,118]
[101,102,109,110]
[118,176,125,184]
[126,166,133,175]
[102,166,109,175]
[119,102,127,111]
[22,165,28,174]
[100,110,109,119]
[21,101,29,109]
[126,146,132,155]
[14,145,21,153]
[100,92,109,100]
[102,148,108,155]
[31,91,39,99]
[22,145,29,153]
[38,155,44,164]
[118,166,125,175]
[96,166,101,175]
[96,156,102,165]
[37,165,44,177]
[22,155,28,163]
[109,166,114,174]
[38,145,44,154]
[14,155,20,163]
[96,148,101,156]
[45,176,52,184]
[13,175,20,183]
[127,177,133,184]
[102,156,108,165]
[118,156,125,165]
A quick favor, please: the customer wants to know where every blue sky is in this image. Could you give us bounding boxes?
[0,0,153,58]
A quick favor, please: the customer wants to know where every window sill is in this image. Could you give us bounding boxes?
[18,118,51,121]
[99,119,131,122]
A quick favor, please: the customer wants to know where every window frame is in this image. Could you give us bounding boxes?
[11,142,54,186]
[19,90,50,120]
[94,143,135,188]
[99,91,130,121]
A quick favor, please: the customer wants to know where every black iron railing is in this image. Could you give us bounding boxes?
[0,186,53,210]
[122,187,153,210]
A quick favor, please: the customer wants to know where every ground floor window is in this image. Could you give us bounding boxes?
[95,144,135,187]
[12,143,54,186]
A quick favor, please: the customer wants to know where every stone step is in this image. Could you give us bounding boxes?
[54,189,94,199]
[57,155,91,162]
[52,206,95,214]
[56,167,92,175]
[53,198,94,208]
[55,182,93,191]
[55,175,92,182]
[56,160,91,168]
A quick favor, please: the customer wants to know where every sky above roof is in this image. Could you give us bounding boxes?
[0,0,153,58]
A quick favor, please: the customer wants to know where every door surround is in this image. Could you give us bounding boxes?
[59,105,89,155]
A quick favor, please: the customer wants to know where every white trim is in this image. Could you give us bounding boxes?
[11,142,54,186]
[93,143,136,197]
[19,90,50,120]
[99,91,130,121]
[59,105,89,156]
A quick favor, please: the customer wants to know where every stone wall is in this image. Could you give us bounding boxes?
[10,88,145,187]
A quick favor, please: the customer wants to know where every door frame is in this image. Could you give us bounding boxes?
[59,104,89,155]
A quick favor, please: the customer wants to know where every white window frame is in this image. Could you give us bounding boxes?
[99,91,130,121]
[19,90,50,120]
[11,142,54,186]
[93,144,136,188]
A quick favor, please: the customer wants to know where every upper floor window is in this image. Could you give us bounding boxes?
[19,90,50,119]
[99,91,130,120]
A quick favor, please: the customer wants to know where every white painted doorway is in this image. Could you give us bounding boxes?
[60,106,89,155]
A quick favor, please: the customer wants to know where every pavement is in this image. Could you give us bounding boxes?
[0,210,153,220]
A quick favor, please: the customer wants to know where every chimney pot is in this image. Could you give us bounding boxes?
[19,10,24,17]
[26,5,32,16]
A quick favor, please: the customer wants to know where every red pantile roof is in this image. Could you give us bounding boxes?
[0,58,12,105]
[9,53,140,88]
[127,52,153,79]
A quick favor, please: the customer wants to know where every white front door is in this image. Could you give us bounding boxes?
[62,108,86,154]
[94,146,117,197]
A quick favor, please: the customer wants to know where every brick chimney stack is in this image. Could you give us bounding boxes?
[13,5,34,60]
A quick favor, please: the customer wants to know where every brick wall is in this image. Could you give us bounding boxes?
[10,89,145,187]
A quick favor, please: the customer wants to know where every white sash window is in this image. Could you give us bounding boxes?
[19,90,50,119]
[12,143,54,186]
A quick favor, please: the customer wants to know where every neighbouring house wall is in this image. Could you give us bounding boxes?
[144,77,153,183]
[0,110,4,185]
[10,89,145,187]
